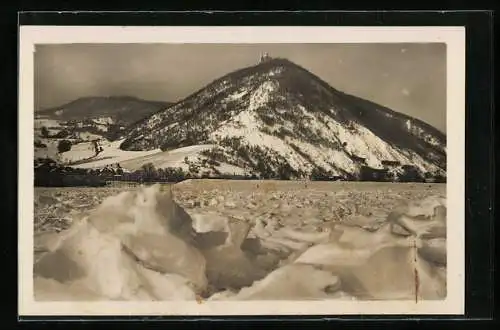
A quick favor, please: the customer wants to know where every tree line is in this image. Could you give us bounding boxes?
[34,156,445,188]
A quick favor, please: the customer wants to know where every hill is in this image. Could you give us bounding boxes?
[35,96,172,141]
[119,57,446,181]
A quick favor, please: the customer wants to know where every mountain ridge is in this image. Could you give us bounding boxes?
[35,96,173,142]
[37,96,172,124]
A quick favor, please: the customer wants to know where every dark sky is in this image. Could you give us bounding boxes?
[34,43,446,132]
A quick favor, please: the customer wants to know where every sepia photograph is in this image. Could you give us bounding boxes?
[19,26,465,316]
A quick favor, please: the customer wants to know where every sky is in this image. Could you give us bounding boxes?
[34,43,446,132]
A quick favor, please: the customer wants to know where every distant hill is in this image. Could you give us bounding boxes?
[37,96,172,125]
[35,96,172,141]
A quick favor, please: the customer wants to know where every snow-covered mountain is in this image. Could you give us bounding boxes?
[117,58,446,180]
[35,96,172,141]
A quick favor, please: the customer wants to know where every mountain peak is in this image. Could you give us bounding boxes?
[206,57,311,88]
[255,56,298,68]
[119,59,446,180]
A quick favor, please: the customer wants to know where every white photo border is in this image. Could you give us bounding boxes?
[18,26,465,316]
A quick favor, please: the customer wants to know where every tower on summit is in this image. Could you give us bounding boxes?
[259,52,272,63]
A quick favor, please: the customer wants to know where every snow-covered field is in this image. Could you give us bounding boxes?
[35,136,245,176]
[65,139,162,168]
[33,180,446,301]
[60,141,218,172]
[62,141,245,175]
[119,144,215,171]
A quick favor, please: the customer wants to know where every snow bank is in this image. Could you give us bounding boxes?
[33,183,447,301]
[290,194,447,300]
[33,184,268,301]
[212,193,447,301]
[211,264,341,300]
[34,185,207,301]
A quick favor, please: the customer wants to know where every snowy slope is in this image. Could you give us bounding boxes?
[119,145,215,171]
[67,140,162,169]
[67,141,243,176]
[119,58,446,179]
